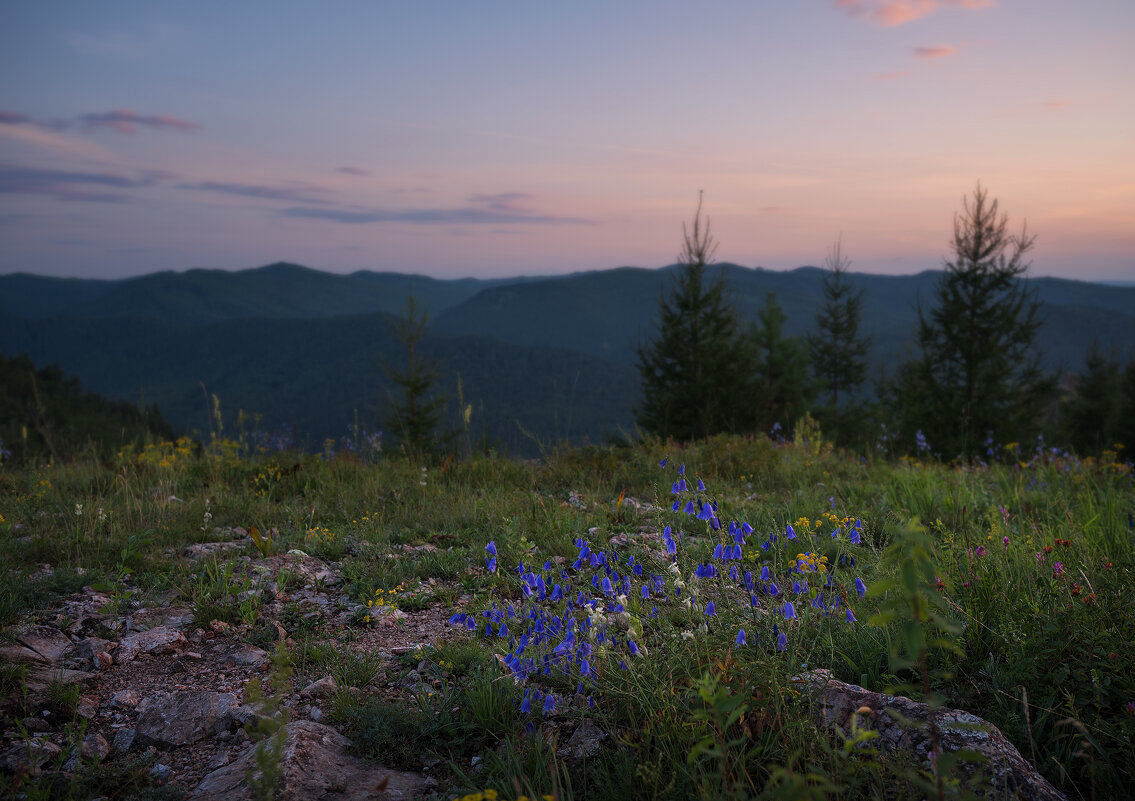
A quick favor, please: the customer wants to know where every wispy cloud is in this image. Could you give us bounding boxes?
[0,110,33,125]
[179,181,334,205]
[914,45,958,59]
[81,109,201,134]
[335,166,371,176]
[873,70,913,81]
[281,193,593,225]
[0,115,118,160]
[835,0,993,27]
[66,23,184,60]
[0,162,166,202]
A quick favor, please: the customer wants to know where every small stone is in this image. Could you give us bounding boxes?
[150,763,173,782]
[81,733,110,761]
[0,737,62,773]
[298,676,337,698]
[111,728,136,756]
[72,636,116,661]
[76,698,99,719]
[111,688,143,709]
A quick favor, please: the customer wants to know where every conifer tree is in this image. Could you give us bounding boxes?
[807,238,870,442]
[1120,360,1135,453]
[896,183,1052,459]
[383,295,448,458]
[1062,343,1125,456]
[751,291,812,433]
[636,193,752,441]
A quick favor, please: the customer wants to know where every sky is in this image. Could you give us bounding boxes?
[1,1,1132,281]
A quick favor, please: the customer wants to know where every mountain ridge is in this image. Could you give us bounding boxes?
[2,261,1132,453]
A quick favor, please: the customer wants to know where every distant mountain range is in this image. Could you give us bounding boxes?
[2,262,1133,454]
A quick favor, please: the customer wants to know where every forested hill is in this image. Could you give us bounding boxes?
[1,262,1132,453]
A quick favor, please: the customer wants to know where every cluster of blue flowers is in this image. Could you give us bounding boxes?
[449,458,867,717]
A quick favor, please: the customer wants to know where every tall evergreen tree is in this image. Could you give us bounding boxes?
[383,296,448,458]
[1061,342,1124,456]
[895,183,1053,460]
[807,238,870,443]
[1120,360,1135,454]
[751,291,812,434]
[636,193,752,441]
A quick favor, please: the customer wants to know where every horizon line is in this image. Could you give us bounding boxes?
[2,260,1131,286]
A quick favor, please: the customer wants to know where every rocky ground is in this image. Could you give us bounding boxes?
[1,535,456,799]
[2,523,1070,801]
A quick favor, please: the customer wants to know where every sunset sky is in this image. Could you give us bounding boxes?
[1,1,1132,281]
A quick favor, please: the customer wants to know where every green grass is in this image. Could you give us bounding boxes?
[1,435,1132,800]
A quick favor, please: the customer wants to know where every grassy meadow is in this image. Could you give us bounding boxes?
[1,433,1132,800]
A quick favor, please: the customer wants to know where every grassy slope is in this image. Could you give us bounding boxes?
[1,435,1131,799]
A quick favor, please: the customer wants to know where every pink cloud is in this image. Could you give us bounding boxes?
[914,45,958,59]
[874,70,913,81]
[835,0,993,27]
[81,109,201,134]
[336,166,371,176]
[1043,100,1070,108]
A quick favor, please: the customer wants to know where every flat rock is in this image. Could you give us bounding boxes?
[0,642,44,664]
[17,625,73,663]
[136,691,238,749]
[111,688,144,709]
[130,605,195,631]
[185,541,246,560]
[794,669,1067,801]
[191,719,425,800]
[258,552,341,589]
[223,644,269,667]
[25,667,96,692]
[71,636,116,661]
[116,625,186,664]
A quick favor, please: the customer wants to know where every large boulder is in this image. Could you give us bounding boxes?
[135,691,238,748]
[794,669,1066,801]
[191,720,424,800]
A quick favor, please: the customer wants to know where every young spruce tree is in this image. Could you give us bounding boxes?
[751,291,812,434]
[636,193,751,441]
[807,238,870,443]
[896,183,1052,460]
[383,295,448,458]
